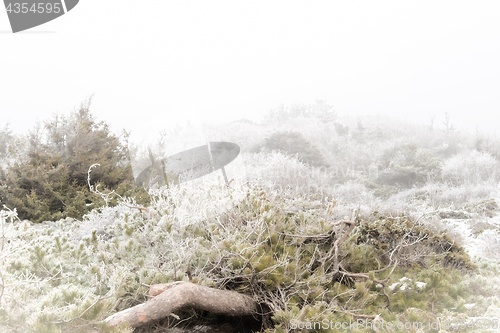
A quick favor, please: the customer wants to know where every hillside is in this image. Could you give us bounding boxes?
[1,102,500,332]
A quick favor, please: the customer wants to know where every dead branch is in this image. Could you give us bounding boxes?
[122,203,154,220]
[330,219,356,278]
[87,164,123,206]
[104,281,259,329]
[339,310,377,320]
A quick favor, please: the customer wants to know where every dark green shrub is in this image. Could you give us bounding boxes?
[355,212,477,271]
[0,99,149,222]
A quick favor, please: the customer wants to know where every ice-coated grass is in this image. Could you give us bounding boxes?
[1,109,500,332]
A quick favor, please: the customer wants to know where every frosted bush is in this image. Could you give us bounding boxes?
[477,229,500,260]
[149,177,244,227]
[427,183,497,209]
[72,204,124,241]
[333,181,375,205]
[442,150,499,184]
[244,151,334,196]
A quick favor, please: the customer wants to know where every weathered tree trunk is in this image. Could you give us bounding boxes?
[104,281,259,329]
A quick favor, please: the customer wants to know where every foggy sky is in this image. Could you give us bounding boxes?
[1,1,499,142]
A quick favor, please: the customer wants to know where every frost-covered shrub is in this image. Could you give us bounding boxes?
[477,229,500,260]
[149,177,244,227]
[332,181,375,205]
[441,150,499,184]
[375,142,441,188]
[244,151,334,197]
[418,182,497,209]
[260,131,327,166]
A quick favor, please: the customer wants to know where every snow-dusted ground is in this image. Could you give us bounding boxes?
[435,201,500,261]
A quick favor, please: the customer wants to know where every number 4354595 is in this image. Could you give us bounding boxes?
[6,3,62,14]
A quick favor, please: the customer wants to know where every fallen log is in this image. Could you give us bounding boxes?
[104,281,259,329]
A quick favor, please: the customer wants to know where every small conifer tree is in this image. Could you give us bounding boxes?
[0,98,148,222]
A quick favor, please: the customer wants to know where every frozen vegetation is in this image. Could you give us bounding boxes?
[1,101,500,332]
